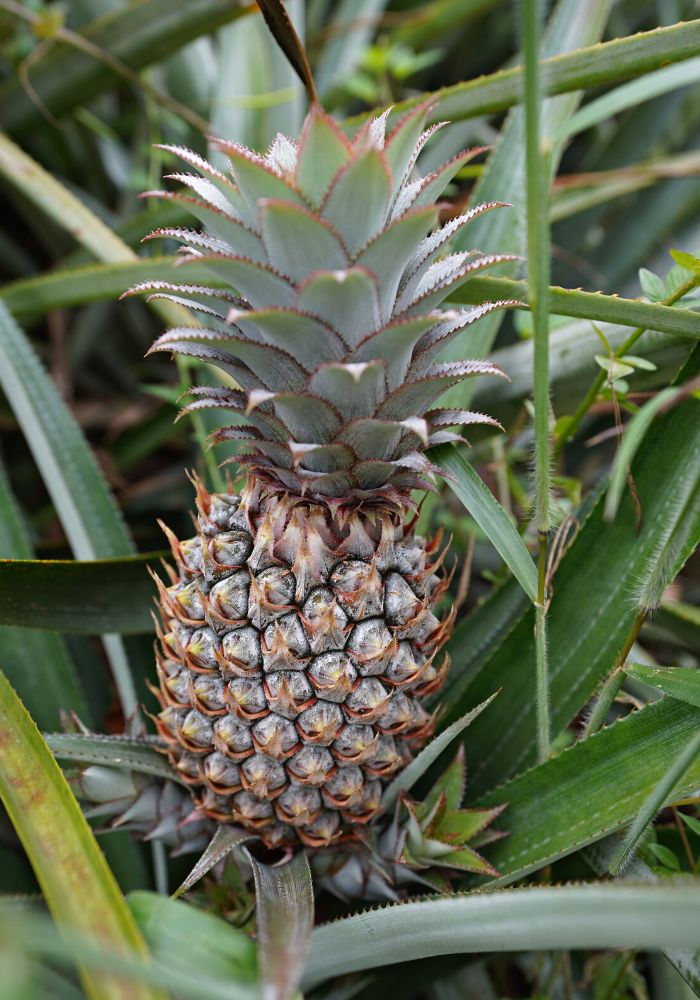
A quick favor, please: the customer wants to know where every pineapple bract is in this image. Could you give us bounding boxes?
[131,100,514,849]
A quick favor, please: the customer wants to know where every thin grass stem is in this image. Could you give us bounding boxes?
[524,0,552,762]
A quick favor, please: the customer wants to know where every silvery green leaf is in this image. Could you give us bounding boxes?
[259,200,348,281]
[297,267,381,345]
[338,417,409,459]
[378,360,506,420]
[229,307,345,367]
[382,694,498,810]
[356,205,437,321]
[267,392,342,443]
[310,361,386,420]
[384,101,434,199]
[155,143,247,218]
[351,314,438,390]
[400,202,509,301]
[246,849,313,1000]
[195,255,295,310]
[213,140,306,223]
[174,826,254,898]
[295,107,351,207]
[409,301,518,379]
[321,148,392,254]
[398,253,520,315]
[154,195,266,263]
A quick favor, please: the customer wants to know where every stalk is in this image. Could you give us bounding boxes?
[524,0,552,762]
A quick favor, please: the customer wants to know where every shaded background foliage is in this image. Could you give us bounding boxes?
[0,1,700,998]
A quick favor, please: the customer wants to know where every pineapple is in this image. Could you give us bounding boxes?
[129,100,515,850]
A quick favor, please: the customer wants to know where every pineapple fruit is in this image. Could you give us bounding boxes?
[130,100,515,851]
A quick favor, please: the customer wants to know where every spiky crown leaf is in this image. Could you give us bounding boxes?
[128,102,515,502]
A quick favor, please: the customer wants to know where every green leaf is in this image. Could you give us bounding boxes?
[174,827,254,898]
[474,698,700,886]
[670,249,700,274]
[381,693,497,811]
[639,268,666,302]
[128,891,257,985]
[304,881,700,989]
[604,386,682,520]
[431,444,538,601]
[380,19,700,127]
[0,907,256,1000]
[557,55,700,142]
[246,849,314,1000]
[444,349,700,795]
[0,0,250,134]
[0,672,163,1000]
[0,463,88,729]
[624,664,700,708]
[0,555,163,634]
[0,301,138,715]
[608,728,700,874]
[594,354,635,380]
[295,106,351,207]
[45,734,180,784]
[680,813,700,838]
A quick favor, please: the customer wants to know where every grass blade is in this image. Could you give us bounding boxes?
[247,849,314,1000]
[0,672,164,1000]
[431,443,538,601]
[304,881,700,988]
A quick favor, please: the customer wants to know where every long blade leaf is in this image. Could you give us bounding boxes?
[0,672,164,1000]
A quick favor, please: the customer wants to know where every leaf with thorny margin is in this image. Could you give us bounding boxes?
[174,826,255,898]
[245,848,314,1000]
[381,692,498,812]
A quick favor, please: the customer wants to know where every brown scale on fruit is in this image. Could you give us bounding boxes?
[151,476,452,849]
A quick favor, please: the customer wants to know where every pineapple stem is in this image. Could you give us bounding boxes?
[524,0,552,762]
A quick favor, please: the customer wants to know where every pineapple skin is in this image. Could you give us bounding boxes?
[154,478,453,848]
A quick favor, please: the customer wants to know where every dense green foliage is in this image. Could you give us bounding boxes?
[0,2,699,998]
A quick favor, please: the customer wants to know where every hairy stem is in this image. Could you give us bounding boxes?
[524,0,552,762]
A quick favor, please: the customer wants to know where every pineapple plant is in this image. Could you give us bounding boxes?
[126,99,517,853]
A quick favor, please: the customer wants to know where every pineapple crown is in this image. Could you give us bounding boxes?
[127,101,516,504]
